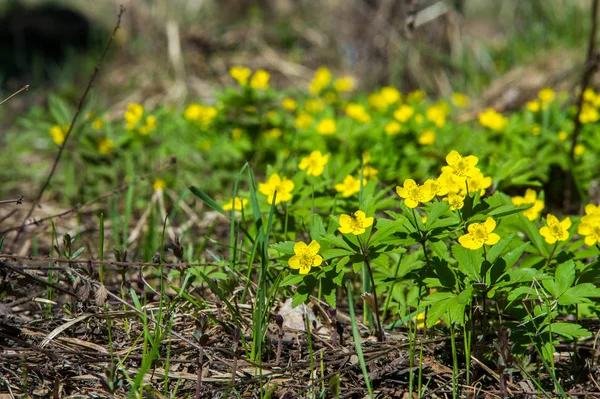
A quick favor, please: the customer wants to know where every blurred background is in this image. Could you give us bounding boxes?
[0,0,593,117]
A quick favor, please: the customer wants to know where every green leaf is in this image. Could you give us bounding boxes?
[502,242,531,268]
[551,261,575,298]
[451,244,483,282]
[189,186,227,216]
[321,248,353,260]
[424,200,450,229]
[369,218,405,247]
[488,204,533,218]
[270,241,296,255]
[486,233,515,263]
[321,233,355,252]
[541,323,591,339]
[559,283,600,305]
[280,273,305,287]
[517,213,549,258]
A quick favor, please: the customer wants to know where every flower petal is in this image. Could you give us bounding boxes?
[459,234,481,250]
[578,223,591,235]
[308,240,320,255]
[403,179,417,189]
[294,241,307,254]
[299,264,311,274]
[484,217,496,233]
[363,217,374,228]
[485,233,500,245]
[561,217,572,230]
[288,255,300,269]
[446,150,460,166]
[312,254,323,266]
[404,198,418,208]
[396,186,408,198]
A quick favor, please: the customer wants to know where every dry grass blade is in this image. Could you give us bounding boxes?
[40,313,94,348]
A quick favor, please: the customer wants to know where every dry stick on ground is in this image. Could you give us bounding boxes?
[0,196,23,206]
[0,85,29,107]
[14,6,126,245]
[0,159,174,236]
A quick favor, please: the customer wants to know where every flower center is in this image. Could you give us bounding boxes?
[550,224,562,236]
[298,249,313,269]
[473,226,487,241]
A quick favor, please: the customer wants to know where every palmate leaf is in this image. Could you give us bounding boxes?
[451,244,483,282]
[541,322,591,340]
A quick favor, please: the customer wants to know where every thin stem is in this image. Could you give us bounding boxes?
[358,236,385,342]
[545,242,559,268]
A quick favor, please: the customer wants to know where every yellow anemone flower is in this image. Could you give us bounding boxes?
[458,217,500,250]
[338,210,374,235]
[288,240,322,274]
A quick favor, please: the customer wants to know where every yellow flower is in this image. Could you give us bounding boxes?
[153,178,166,192]
[478,108,508,131]
[250,69,270,90]
[585,204,600,216]
[264,128,282,139]
[380,86,401,105]
[92,118,104,130]
[124,103,144,130]
[345,103,371,123]
[526,100,541,113]
[362,152,371,164]
[418,129,436,145]
[578,214,600,246]
[98,137,115,155]
[299,150,329,177]
[584,88,597,102]
[451,93,470,108]
[361,165,379,181]
[558,131,568,142]
[288,240,322,275]
[396,179,435,208]
[338,210,374,235]
[305,98,325,114]
[333,76,355,92]
[368,92,388,111]
[230,66,252,86]
[425,177,449,197]
[394,105,414,123]
[310,67,332,95]
[259,173,294,205]
[232,128,243,141]
[442,150,479,180]
[574,144,585,156]
[295,112,314,130]
[385,120,402,135]
[444,192,465,210]
[466,170,492,196]
[223,197,248,212]
[531,125,541,136]
[282,97,297,111]
[458,217,500,250]
[49,124,68,145]
[335,175,363,197]
[317,118,336,135]
[579,104,599,124]
[512,189,544,221]
[539,214,571,244]
[138,115,157,135]
[184,104,203,121]
[426,104,447,127]
[538,87,555,103]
